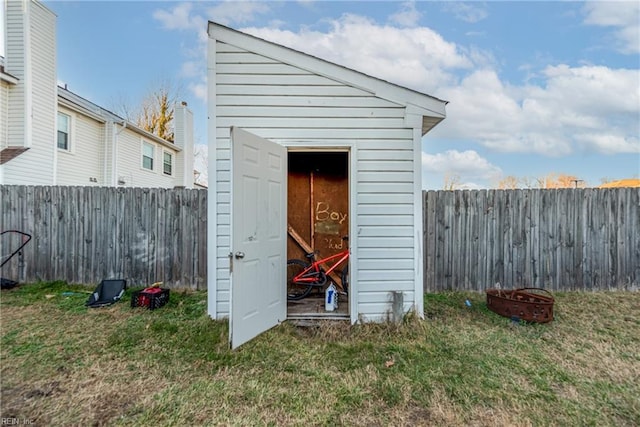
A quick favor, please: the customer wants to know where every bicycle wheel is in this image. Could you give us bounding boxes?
[287,259,313,300]
[341,264,349,295]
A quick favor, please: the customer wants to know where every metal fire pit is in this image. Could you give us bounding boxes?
[486,288,554,323]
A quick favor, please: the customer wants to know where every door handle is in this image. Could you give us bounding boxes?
[235,251,245,259]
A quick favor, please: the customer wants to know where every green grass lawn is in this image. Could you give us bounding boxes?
[1,281,638,426]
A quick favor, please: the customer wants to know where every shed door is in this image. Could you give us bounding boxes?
[230,127,287,349]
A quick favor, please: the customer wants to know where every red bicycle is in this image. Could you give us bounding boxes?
[286,236,349,301]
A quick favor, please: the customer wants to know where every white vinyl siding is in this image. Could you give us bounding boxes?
[0,1,5,59]
[29,0,56,160]
[115,130,178,188]
[5,0,25,148]
[0,82,7,150]
[212,42,417,320]
[2,1,56,185]
[56,119,180,188]
[56,109,104,186]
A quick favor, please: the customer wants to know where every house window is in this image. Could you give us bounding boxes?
[163,151,173,176]
[57,112,70,151]
[142,141,154,170]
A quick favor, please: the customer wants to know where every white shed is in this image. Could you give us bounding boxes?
[206,22,447,348]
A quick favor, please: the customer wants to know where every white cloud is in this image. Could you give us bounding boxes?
[189,81,207,102]
[180,61,200,78]
[422,150,502,189]
[152,5,639,181]
[576,133,640,154]
[206,1,271,26]
[431,65,640,156]
[442,2,488,23]
[583,1,640,54]
[153,0,272,30]
[389,1,422,28]
[243,14,473,92]
[422,150,502,178]
[153,1,273,105]
[153,3,205,32]
[541,65,639,114]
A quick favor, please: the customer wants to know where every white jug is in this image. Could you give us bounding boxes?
[325,283,338,311]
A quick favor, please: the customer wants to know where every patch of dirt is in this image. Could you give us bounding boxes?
[92,391,138,427]
[404,405,433,424]
[25,381,62,398]
[0,381,62,424]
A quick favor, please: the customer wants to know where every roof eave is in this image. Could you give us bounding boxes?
[422,116,445,136]
[127,123,182,152]
[58,97,107,123]
[57,86,180,152]
[0,65,19,85]
[58,86,122,122]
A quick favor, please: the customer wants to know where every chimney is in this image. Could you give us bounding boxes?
[174,102,194,189]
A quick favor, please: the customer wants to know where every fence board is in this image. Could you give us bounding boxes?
[423,188,640,292]
[1,186,208,289]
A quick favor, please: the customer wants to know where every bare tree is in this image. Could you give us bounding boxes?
[536,173,585,188]
[496,175,520,189]
[137,89,174,142]
[496,173,586,189]
[112,79,182,143]
[443,172,461,190]
[496,175,537,189]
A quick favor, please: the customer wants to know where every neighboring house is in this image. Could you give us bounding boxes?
[0,0,194,188]
[206,22,447,347]
[53,86,194,188]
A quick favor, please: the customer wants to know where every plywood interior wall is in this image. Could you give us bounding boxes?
[287,152,348,263]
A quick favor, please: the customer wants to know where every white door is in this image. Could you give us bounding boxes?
[230,127,287,349]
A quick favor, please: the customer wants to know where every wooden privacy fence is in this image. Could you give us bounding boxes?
[2,186,638,292]
[1,186,207,289]
[424,188,640,292]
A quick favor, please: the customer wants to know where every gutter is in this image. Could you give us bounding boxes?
[127,122,182,152]
[58,97,106,123]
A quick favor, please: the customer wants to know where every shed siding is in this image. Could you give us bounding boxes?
[3,1,56,185]
[116,129,178,188]
[56,108,104,186]
[214,42,417,320]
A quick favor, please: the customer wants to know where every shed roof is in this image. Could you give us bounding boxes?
[208,22,447,135]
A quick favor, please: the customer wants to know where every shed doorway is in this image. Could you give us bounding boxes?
[287,151,350,320]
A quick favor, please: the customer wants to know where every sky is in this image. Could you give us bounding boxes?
[45,0,640,189]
